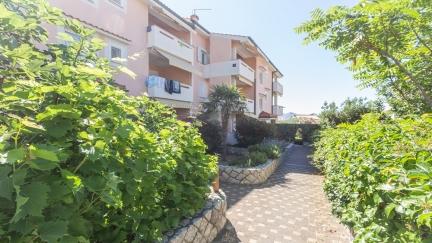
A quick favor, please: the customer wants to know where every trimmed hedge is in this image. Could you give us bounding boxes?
[313,114,432,242]
[235,115,275,147]
[0,1,217,242]
[275,124,320,142]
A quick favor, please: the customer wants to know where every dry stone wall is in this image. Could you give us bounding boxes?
[219,158,281,184]
[163,190,227,243]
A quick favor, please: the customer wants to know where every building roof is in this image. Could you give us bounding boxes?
[153,1,283,77]
[212,33,283,77]
[63,13,131,42]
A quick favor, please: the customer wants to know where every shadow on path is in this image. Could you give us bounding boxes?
[214,145,352,243]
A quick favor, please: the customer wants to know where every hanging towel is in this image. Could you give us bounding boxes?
[171,80,181,94]
[165,79,172,94]
[146,75,162,88]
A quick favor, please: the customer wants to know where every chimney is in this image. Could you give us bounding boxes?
[190,14,199,23]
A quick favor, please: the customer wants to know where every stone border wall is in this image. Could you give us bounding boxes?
[219,158,281,184]
[164,190,227,243]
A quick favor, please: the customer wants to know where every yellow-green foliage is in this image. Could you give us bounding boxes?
[314,114,432,242]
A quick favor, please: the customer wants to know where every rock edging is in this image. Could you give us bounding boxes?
[219,158,281,184]
[164,190,227,243]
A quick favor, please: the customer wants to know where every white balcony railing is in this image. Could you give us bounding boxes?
[272,105,283,116]
[245,99,254,113]
[147,25,193,63]
[204,59,255,84]
[147,76,193,103]
[273,81,283,95]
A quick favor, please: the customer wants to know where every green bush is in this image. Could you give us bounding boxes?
[248,151,268,166]
[275,123,320,142]
[313,113,432,242]
[235,115,275,147]
[196,116,223,154]
[229,150,269,168]
[248,144,281,159]
[0,1,217,242]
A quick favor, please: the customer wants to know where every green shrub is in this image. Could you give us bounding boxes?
[196,117,223,154]
[248,144,281,159]
[275,123,320,142]
[0,1,217,242]
[313,113,432,242]
[248,151,268,166]
[235,115,275,147]
[229,150,269,168]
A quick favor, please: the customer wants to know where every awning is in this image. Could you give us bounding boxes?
[155,98,192,109]
[150,48,195,73]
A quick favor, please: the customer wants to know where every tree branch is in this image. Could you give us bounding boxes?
[363,40,432,107]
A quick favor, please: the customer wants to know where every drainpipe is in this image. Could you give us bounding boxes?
[254,75,257,116]
[272,71,275,115]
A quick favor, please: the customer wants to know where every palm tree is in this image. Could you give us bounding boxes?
[203,84,246,157]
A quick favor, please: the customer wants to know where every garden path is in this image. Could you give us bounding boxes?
[213,145,352,243]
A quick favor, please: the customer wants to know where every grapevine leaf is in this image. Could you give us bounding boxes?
[29,145,59,162]
[36,104,82,122]
[0,167,13,200]
[21,182,50,217]
[68,215,91,237]
[38,220,68,243]
[6,148,26,164]
[384,203,396,218]
[61,169,83,193]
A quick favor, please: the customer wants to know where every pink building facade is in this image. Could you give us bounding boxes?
[48,0,284,139]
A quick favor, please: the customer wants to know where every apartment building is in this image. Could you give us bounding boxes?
[47,0,284,139]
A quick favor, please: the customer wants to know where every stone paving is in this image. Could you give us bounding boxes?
[213,145,352,243]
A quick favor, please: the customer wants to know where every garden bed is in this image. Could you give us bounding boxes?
[163,190,227,243]
[219,158,281,184]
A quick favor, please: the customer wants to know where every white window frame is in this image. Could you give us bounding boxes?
[107,0,127,10]
[197,47,209,65]
[105,39,128,64]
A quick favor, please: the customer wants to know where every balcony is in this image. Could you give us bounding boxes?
[147,76,193,104]
[204,59,255,85]
[147,25,193,63]
[272,105,283,116]
[273,81,283,95]
[245,99,255,113]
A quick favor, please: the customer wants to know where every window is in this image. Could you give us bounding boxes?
[198,47,209,65]
[106,40,127,64]
[199,80,208,98]
[81,0,98,5]
[108,0,126,8]
[259,72,264,84]
[111,46,122,59]
[259,98,263,111]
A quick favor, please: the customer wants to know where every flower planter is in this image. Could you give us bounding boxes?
[219,158,281,184]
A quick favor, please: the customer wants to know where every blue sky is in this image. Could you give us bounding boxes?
[162,0,377,114]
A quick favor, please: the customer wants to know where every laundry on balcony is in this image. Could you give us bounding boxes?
[146,75,165,88]
[164,79,181,94]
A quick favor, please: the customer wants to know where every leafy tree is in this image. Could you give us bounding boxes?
[0,0,217,241]
[320,97,384,127]
[296,0,432,115]
[203,85,246,157]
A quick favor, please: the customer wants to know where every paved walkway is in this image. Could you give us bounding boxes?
[214,145,352,243]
